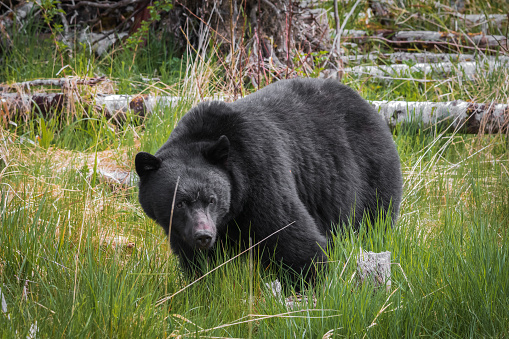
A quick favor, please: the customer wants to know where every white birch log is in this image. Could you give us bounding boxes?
[343,59,509,79]
[372,100,509,133]
[340,52,509,65]
[393,31,508,49]
[0,92,180,120]
[2,93,507,134]
[86,97,509,134]
[95,94,181,117]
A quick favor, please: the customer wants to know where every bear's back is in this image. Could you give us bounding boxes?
[233,79,401,228]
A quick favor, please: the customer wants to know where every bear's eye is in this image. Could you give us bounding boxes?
[209,197,216,205]
[176,201,184,209]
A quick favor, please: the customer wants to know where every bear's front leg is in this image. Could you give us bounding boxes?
[250,201,329,285]
[273,220,328,284]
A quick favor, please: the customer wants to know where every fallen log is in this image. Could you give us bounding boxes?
[0,93,66,119]
[342,29,509,51]
[95,94,182,118]
[373,100,509,133]
[343,59,509,79]
[434,3,508,32]
[433,2,509,32]
[1,93,507,134]
[340,52,509,65]
[0,76,107,92]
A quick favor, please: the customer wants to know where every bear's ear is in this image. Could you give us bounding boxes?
[135,152,162,177]
[204,135,230,166]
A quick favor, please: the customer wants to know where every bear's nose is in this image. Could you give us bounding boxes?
[195,233,212,249]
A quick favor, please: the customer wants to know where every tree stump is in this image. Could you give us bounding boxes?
[357,249,391,292]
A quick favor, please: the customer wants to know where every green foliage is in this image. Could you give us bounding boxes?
[37,0,68,51]
[36,118,56,149]
[294,50,329,77]
[125,0,173,50]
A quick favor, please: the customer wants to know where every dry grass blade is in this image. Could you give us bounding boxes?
[167,176,180,246]
[393,263,414,295]
[155,221,296,307]
[190,309,342,336]
[72,189,88,316]
[338,248,354,283]
[362,287,399,338]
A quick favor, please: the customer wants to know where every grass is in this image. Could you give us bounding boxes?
[1,0,509,337]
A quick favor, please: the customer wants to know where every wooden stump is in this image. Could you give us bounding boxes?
[357,249,391,292]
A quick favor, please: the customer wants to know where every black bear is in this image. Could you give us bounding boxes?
[135,78,402,279]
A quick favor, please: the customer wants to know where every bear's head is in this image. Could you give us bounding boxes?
[135,135,231,250]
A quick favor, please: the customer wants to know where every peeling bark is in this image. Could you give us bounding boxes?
[0,93,66,119]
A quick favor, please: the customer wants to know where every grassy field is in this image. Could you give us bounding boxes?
[1,78,508,337]
[1,0,509,337]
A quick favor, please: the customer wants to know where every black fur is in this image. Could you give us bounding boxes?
[135,78,403,279]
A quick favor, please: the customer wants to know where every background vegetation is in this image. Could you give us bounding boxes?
[1,0,508,337]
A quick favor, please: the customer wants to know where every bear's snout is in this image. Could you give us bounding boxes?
[190,210,216,249]
[194,231,213,249]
